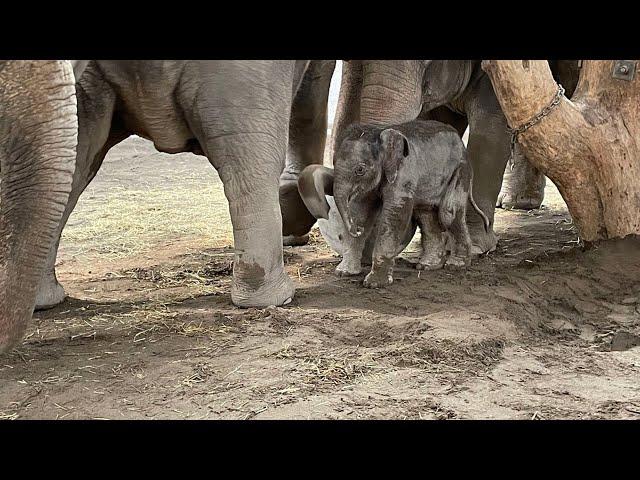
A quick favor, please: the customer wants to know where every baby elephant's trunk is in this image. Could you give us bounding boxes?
[468,167,490,233]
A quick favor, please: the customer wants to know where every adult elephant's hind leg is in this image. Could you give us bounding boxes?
[198,63,295,307]
[496,143,546,210]
[218,150,295,307]
[35,67,121,310]
[0,60,77,353]
[464,76,509,255]
[35,129,125,309]
[281,60,336,246]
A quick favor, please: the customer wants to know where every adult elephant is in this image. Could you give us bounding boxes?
[1,60,335,354]
[1,60,79,353]
[320,60,580,256]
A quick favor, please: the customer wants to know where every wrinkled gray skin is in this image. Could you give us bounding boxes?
[298,164,417,275]
[71,60,90,79]
[1,61,337,353]
[0,61,79,353]
[281,60,336,245]
[332,121,489,288]
[326,60,580,266]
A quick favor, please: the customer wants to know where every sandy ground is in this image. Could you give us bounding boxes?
[1,135,639,420]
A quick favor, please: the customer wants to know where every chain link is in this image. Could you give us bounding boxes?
[507,83,565,170]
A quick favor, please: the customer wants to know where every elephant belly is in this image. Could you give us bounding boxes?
[98,60,196,155]
[118,103,195,155]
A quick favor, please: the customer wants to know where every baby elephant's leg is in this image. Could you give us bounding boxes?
[363,234,402,288]
[439,167,473,268]
[416,209,447,270]
[445,207,473,267]
[364,204,413,289]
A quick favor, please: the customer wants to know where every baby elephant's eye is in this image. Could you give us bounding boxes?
[354,164,366,176]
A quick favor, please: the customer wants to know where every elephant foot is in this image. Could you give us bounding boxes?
[335,257,362,277]
[231,267,294,308]
[416,259,444,271]
[416,249,445,270]
[445,254,468,268]
[469,225,498,256]
[35,275,66,310]
[283,234,310,247]
[417,241,447,270]
[497,191,544,210]
[363,270,393,289]
[497,161,546,210]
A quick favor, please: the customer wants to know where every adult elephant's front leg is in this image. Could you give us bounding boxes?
[464,76,510,255]
[281,60,336,246]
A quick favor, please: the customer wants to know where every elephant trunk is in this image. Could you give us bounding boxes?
[333,184,363,238]
[0,61,77,354]
[359,61,424,126]
[297,165,334,220]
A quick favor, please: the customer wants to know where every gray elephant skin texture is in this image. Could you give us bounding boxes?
[0,60,340,354]
[332,120,489,288]
[330,60,581,256]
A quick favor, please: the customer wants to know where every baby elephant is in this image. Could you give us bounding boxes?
[332,120,489,288]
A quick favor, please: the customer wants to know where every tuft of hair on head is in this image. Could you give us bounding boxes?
[340,123,364,144]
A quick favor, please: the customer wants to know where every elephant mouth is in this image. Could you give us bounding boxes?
[345,194,365,238]
[348,222,364,238]
[335,188,368,239]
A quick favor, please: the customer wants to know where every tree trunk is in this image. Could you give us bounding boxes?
[482,60,640,242]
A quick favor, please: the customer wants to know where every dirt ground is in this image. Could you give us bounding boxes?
[1,135,639,420]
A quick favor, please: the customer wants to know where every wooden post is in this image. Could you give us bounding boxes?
[482,60,640,242]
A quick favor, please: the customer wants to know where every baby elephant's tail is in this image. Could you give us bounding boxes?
[468,166,490,233]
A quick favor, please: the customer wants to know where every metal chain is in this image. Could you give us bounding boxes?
[507,83,565,170]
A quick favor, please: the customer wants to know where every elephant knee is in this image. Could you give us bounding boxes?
[439,207,455,229]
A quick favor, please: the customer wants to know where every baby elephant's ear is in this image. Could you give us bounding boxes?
[380,128,410,184]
